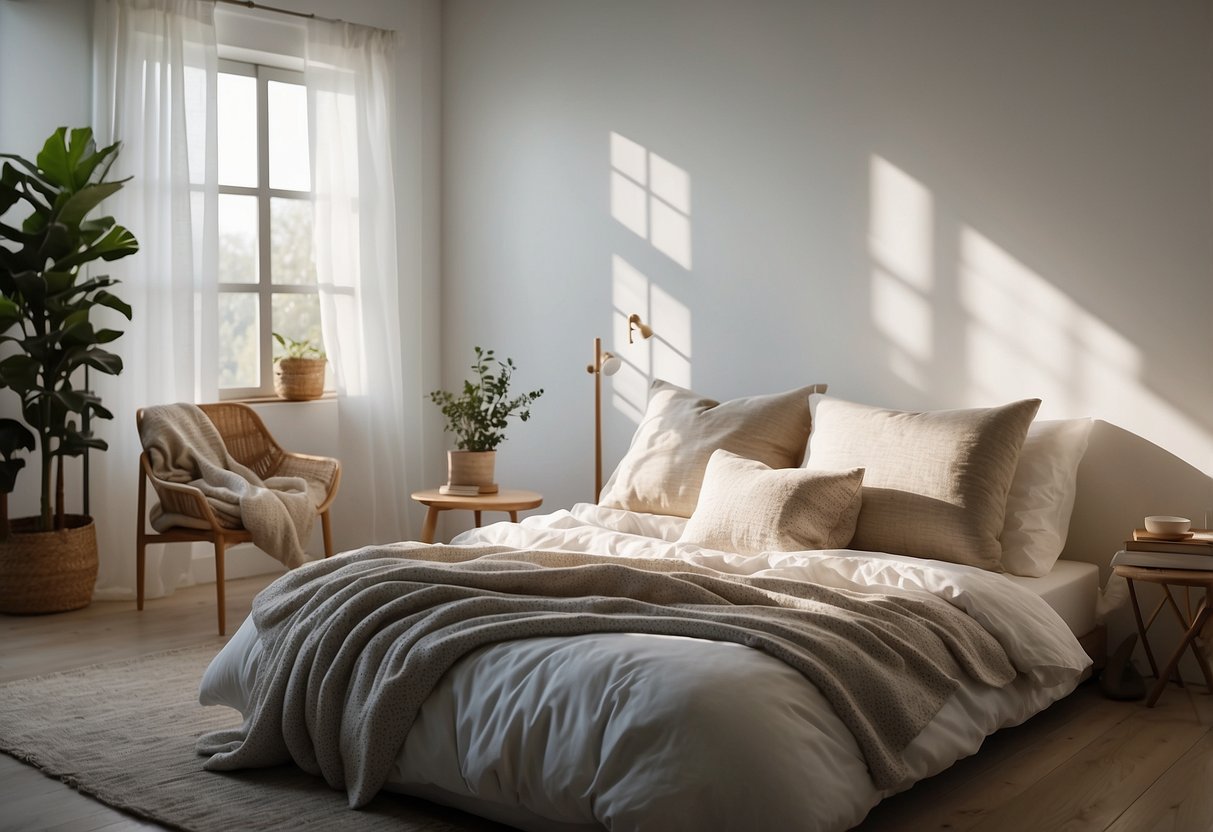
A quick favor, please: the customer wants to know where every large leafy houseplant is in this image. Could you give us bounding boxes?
[0,127,137,538]
[430,347,544,452]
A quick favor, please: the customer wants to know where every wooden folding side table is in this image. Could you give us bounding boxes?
[1113,564,1213,707]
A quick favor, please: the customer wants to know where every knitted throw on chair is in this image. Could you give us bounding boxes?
[139,403,316,568]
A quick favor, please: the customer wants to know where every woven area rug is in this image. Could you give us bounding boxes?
[0,646,505,831]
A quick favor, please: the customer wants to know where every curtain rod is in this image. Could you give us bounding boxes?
[214,0,346,26]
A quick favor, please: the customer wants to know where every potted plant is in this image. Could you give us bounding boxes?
[272,332,326,401]
[0,126,138,614]
[429,346,543,494]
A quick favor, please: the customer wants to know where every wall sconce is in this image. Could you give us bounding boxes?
[627,313,652,343]
[587,314,653,498]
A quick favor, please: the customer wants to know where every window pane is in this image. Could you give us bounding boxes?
[218,72,257,187]
[268,80,310,191]
[272,292,331,390]
[218,194,258,284]
[271,293,323,355]
[270,197,316,285]
[218,293,259,388]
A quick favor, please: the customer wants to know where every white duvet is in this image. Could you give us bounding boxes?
[200,504,1091,831]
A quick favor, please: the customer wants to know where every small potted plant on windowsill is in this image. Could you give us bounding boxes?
[272,332,326,401]
[429,347,543,494]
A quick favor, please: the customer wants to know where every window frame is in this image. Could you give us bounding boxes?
[216,58,319,400]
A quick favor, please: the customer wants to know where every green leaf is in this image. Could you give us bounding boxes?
[0,459,25,493]
[78,347,123,376]
[34,127,72,188]
[56,180,123,228]
[0,296,20,332]
[92,327,123,344]
[58,428,107,458]
[0,419,35,458]
[13,270,47,304]
[0,354,39,390]
[93,289,132,320]
[65,128,98,189]
[54,224,138,271]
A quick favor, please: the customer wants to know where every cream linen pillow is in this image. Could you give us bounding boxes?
[678,450,864,555]
[999,418,1093,577]
[805,395,1041,570]
[599,380,827,518]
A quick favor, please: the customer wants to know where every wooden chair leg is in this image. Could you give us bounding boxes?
[214,538,226,637]
[321,510,334,558]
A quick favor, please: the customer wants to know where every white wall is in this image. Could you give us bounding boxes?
[0,0,94,521]
[441,0,1213,547]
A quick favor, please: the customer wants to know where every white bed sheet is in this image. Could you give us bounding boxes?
[200,505,1092,831]
[1006,559,1098,636]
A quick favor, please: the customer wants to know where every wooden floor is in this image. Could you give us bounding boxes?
[2,580,1212,832]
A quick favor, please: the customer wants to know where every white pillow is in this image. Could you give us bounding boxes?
[678,450,864,555]
[999,418,1093,577]
[805,395,1040,571]
[599,380,827,518]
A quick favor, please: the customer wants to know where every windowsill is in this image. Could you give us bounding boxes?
[226,393,337,405]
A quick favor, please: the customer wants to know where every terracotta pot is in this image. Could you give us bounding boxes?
[274,358,326,401]
[0,515,98,615]
[447,450,499,494]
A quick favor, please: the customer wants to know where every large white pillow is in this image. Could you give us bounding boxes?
[678,450,864,555]
[805,395,1040,571]
[599,380,827,518]
[999,418,1093,577]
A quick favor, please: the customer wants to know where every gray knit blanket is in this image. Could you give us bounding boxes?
[197,545,1015,801]
[139,403,315,568]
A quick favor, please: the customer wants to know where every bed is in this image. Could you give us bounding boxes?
[196,385,1103,831]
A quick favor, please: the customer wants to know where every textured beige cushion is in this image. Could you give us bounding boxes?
[678,450,865,555]
[599,380,827,518]
[805,396,1041,570]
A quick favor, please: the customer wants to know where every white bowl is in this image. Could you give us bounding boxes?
[1145,515,1191,535]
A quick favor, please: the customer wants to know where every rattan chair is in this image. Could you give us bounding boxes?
[135,403,342,635]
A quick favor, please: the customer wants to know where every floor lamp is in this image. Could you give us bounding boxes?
[587,313,653,498]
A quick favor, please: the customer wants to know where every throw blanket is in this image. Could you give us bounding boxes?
[139,403,314,568]
[197,545,1016,801]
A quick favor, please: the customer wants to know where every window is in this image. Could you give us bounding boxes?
[215,59,325,399]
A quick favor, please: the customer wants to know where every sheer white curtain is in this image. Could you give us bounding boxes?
[91,0,218,599]
[306,21,412,545]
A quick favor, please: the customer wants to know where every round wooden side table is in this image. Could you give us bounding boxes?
[410,489,543,544]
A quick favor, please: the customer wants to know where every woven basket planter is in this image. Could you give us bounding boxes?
[0,515,98,615]
[274,358,326,401]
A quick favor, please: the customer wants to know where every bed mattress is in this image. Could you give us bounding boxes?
[1006,559,1099,636]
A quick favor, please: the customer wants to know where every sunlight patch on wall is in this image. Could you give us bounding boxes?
[609,254,694,421]
[610,132,647,183]
[959,227,1210,467]
[610,255,652,423]
[869,156,933,391]
[650,283,692,388]
[610,171,647,239]
[609,132,692,270]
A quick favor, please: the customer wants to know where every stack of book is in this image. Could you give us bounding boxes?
[439,483,491,496]
[1111,529,1213,570]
